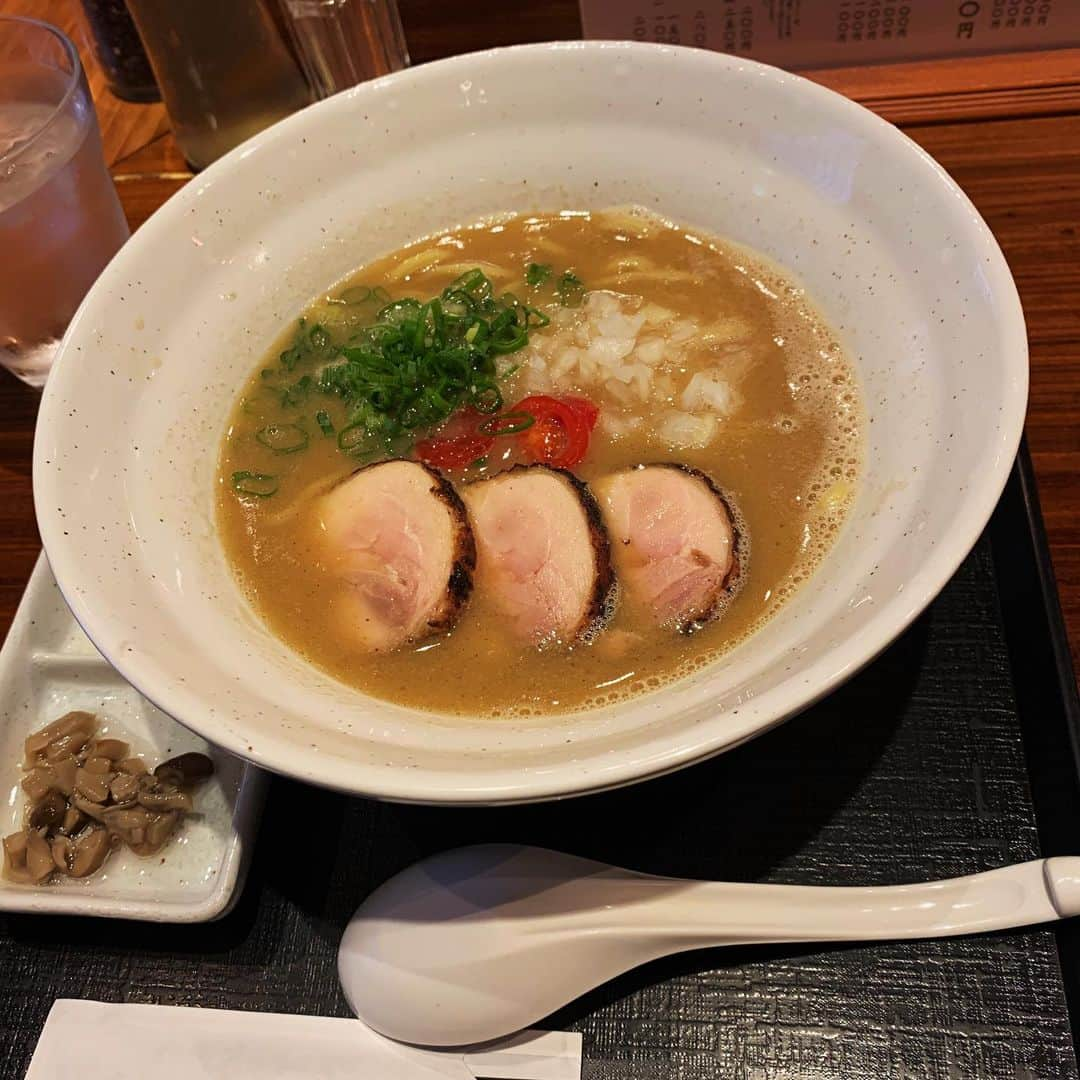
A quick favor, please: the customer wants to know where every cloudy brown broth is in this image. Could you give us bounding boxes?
[217,209,862,716]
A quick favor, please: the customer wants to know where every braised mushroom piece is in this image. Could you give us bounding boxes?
[24,710,95,767]
[1,712,214,886]
[155,752,215,787]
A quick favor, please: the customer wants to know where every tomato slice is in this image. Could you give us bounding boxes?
[417,395,600,471]
[415,434,493,468]
[513,394,593,468]
[415,408,494,468]
[560,395,600,432]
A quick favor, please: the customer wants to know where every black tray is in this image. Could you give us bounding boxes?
[3,442,1080,1080]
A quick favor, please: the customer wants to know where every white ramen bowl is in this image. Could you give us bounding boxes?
[35,42,1027,804]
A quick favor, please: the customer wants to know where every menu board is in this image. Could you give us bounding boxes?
[580,1,1080,68]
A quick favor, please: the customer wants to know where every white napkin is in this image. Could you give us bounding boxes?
[25,1000,582,1080]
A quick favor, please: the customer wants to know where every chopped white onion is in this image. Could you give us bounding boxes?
[680,371,738,416]
[515,286,747,432]
[655,410,717,449]
[633,337,666,366]
[639,302,675,325]
[669,319,698,344]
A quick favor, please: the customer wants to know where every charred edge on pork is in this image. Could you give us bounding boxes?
[492,464,616,641]
[338,459,476,638]
[416,462,477,633]
[641,462,744,635]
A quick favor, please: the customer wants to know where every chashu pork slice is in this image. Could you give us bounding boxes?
[596,463,740,632]
[463,465,614,645]
[315,460,475,652]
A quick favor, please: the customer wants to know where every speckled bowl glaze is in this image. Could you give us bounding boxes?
[35,42,1027,804]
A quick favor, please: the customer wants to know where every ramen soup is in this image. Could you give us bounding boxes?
[217,208,863,716]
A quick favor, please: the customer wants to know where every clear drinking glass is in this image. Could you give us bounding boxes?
[124,0,315,171]
[124,0,408,172]
[280,0,409,99]
[0,16,130,388]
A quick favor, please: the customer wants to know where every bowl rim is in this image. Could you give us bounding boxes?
[34,40,1029,804]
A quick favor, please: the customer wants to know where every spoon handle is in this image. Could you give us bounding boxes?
[631,857,1080,947]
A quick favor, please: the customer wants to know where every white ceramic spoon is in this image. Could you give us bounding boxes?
[338,844,1080,1047]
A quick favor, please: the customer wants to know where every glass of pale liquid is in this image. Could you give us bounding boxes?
[124,0,408,171]
[0,16,130,387]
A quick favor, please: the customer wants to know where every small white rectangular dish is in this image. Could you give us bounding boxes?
[0,554,265,921]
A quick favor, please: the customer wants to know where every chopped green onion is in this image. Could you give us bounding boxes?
[274,268,555,459]
[338,285,372,305]
[255,424,309,454]
[338,422,374,455]
[308,324,331,352]
[303,269,547,454]
[490,328,528,354]
[278,320,307,371]
[279,375,313,408]
[470,384,504,414]
[231,471,278,497]
[377,298,422,326]
[555,270,585,307]
[526,262,552,287]
[477,410,535,437]
[448,268,492,302]
[471,456,489,469]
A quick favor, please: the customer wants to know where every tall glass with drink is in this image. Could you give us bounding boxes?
[124,0,409,171]
[0,16,130,387]
[123,0,315,171]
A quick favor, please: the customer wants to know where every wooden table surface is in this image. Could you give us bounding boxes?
[3,1,1079,681]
